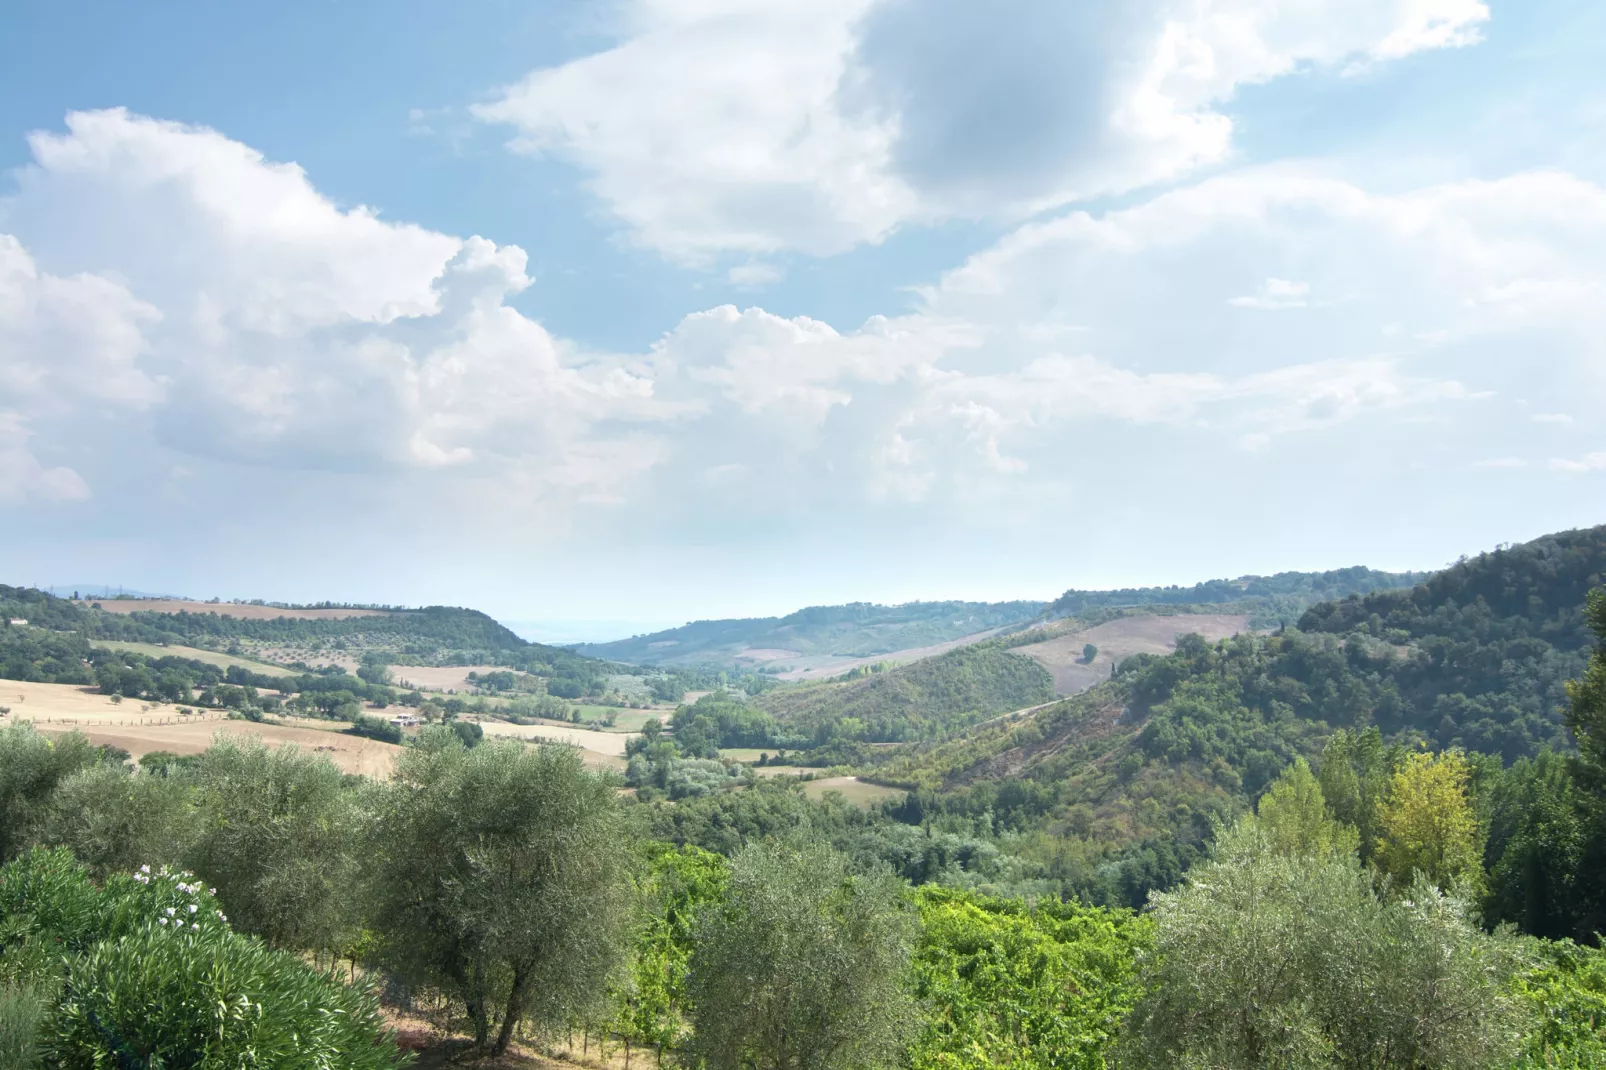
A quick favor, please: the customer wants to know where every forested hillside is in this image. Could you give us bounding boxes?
[756,645,1055,744]
[1048,565,1428,628]
[578,599,1046,668]
[862,525,1606,910]
[2,587,601,677]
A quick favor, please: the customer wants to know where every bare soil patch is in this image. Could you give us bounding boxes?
[1016,613,1251,695]
[79,599,392,620]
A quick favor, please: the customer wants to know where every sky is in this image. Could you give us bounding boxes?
[1,0,1603,636]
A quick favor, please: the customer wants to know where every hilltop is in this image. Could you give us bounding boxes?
[575,600,1046,671]
[579,567,1427,675]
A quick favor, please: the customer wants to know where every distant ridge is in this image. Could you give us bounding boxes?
[577,600,1046,669]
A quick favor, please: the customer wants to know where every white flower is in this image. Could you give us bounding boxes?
[191,923,200,931]
[139,864,150,873]
[165,907,176,916]
[158,918,167,925]
[188,904,198,914]
[209,888,216,895]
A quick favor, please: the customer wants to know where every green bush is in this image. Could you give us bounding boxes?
[1510,939,1606,1068]
[51,921,399,1069]
[0,849,405,1069]
[348,714,404,744]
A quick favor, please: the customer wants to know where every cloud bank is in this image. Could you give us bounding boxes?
[474,0,1489,259]
[2,106,1601,529]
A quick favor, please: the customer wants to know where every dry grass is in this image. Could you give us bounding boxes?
[800,776,906,807]
[391,666,520,692]
[771,625,1014,682]
[477,720,636,756]
[1014,612,1251,695]
[79,599,391,620]
[92,640,304,678]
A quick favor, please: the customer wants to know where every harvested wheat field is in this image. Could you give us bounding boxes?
[391,665,521,692]
[1015,613,1252,695]
[477,720,636,755]
[0,681,222,723]
[78,599,391,620]
[800,776,907,808]
[0,682,398,774]
[475,720,632,772]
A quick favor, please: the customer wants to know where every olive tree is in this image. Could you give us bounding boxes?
[368,730,632,1055]
[1123,819,1530,1070]
[184,735,361,954]
[44,762,196,877]
[0,725,99,862]
[686,839,917,1070]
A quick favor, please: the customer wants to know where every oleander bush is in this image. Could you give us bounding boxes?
[0,848,405,1069]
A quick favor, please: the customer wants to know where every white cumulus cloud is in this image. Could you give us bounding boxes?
[474,0,1489,259]
[1,110,671,501]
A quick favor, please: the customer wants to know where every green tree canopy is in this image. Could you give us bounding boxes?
[686,839,917,1070]
[369,730,632,1055]
[1125,819,1529,1070]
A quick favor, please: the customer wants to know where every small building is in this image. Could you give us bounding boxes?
[6,619,26,627]
[389,713,423,728]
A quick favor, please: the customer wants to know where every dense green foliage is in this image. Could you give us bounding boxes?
[2,713,1604,1067]
[908,885,1150,1069]
[758,644,1055,743]
[685,839,918,1070]
[0,848,401,1069]
[1127,820,1529,1069]
[369,730,633,1055]
[580,599,1047,668]
[1047,565,1427,624]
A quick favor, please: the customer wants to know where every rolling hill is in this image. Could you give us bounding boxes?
[585,567,1428,674]
[1,587,607,682]
[856,524,1606,904]
[577,600,1046,670]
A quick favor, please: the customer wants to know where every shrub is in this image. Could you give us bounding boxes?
[348,714,404,744]
[50,920,399,1069]
[0,850,404,1069]
[1510,939,1606,1068]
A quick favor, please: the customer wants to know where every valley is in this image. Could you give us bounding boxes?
[5,528,1605,1068]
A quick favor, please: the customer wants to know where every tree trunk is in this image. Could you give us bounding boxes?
[467,996,489,1053]
[493,966,529,1056]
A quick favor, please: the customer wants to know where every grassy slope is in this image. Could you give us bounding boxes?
[576,600,1045,668]
[758,644,1056,743]
[91,640,304,678]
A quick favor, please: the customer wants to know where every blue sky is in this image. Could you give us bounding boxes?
[1,0,1603,634]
